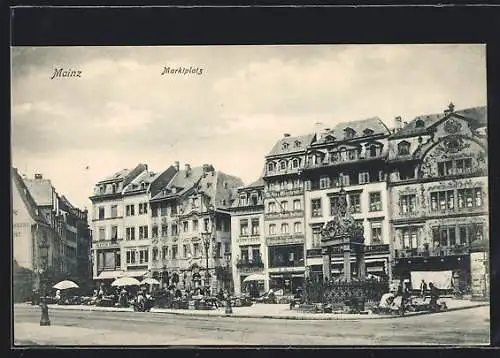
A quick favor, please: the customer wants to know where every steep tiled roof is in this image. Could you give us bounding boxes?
[123,169,161,194]
[12,168,49,224]
[23,178,54,206]
[101,168,130,182]
[390,106,487,139]
[151,166,205,201]
[266,134,314,157]
[315,117,391,145]
[245,177,265,188]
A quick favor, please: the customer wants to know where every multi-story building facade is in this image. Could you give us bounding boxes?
[149,163,243,292]
[262,134,314,295]
[12,168,91,300]
[229,178,266,295]
[302,118,393,281]
[388,103,488,293]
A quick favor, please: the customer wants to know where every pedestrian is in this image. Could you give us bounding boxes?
[420,279,428,298]
[428,282,440,311]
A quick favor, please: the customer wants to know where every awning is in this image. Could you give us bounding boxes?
[121,270,149,278]
[95,271,124,280]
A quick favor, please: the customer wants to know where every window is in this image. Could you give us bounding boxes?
[162,246,169,260]
[294,140,301,147]
[193,243,201,257]
[250,194,258,206]
[240,219,249,236]
[98,227,105,241]
[312,226,322,247]
[183,244,191,258]
[268,162,275,172]
[126,227,135,241]
[430,191,455,211]
[192,220,199,232]
[152,226,158,238]
[344,127,356,138]
[269,224,276,235]
[457,188,483,209]
[400,194,417,213]
[348,149,357,160]
[110,205,118,218]
[402,227,419,249]
[170,204,177,215]
[126,250,136,264]
[456,158,473,174]
[138,226,148,239]
[182,221,189,232]
[437,160,454,176]
[369,192,382,212]
[139,203,148,215]
[240,247,249,262]
[251,219,260,235]
[160,203,168,216]
[359,172,370,184]
[292,159,299,168]
[398,141,411,155]
[319,176,330,189]
[294,222,302,233]
[203,218,210,232]
[98,207,105,220]
[161,224,168,237]
[172,245,178,259]
[349,193,361,213]
[171,224,178,236]
[126,204,135,216]
[311,199,322,217]
[280,201,288,212]
[371,222,382,244]
[268,202,277,213]
[151,206,158,217]
[339,173,350,187]
[239,194,247,206]
[111,226,118,241]
[282,142,289,150]
[369,145,378,157]
[293,199,301,211]
[330,195,340,216]
[139,249,149,264]
[281,223,289,234]
[280,161,287,170]
[415,119,425,128]
[192,197,200,208]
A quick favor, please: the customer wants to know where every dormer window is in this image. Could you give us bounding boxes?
[111,183,117,193]
[363,128,374,136]
[280,161,287,170]
[398,141,411,155]
[239,194,247,206]
[268,162,275,172]
[325,135,335,143]
[161,189,167,195]
[415,119,425,128]
[141,182,147,190]
[292,158,299,168]
[99,186,105,194]
[369,145,378,157]
[282,142,289,150]
[344,127,356,139]
[294,140,301,147]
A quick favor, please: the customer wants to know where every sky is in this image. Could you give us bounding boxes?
[11,44,487,210]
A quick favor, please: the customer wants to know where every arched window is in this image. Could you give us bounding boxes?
[398,141,411,155]
[280,161,287,170]
[268,162,275,172]
[415,119,425,128]
[292,158,299,168]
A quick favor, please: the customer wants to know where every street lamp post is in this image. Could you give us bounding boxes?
[201,231,212,288]
[38,237,51,326]
[224,252,233,314]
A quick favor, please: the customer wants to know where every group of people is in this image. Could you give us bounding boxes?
[378,279,441,315]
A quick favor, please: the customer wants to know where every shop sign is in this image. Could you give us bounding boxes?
[93,240,120,249]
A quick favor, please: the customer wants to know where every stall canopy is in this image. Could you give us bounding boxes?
[243,274,269,282]
[95,271,124,280]
[410,270,453,290]
[121,270,149,278]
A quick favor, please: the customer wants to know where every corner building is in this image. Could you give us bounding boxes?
[302,118,392,281]
[387,104,488,293]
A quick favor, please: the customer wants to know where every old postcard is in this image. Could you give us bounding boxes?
[11,44,489,346]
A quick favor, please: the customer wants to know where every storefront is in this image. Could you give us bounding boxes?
[269,272,304,295]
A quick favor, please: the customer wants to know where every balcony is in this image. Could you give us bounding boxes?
[237,235,262,245]
[306,248,323,258]
[364,244,390,255]
[236,258,265,269]
[92,239,121,250]
[265,188,303,198]
[268,259,304,269]
[394,245,470,259]
[97,265,121,272]
[264,209,304,220]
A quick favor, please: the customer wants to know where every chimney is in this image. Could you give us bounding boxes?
[174,161,179,171]
[34,173,43,180]
[185,164,191,177]
[283,133,291,138]
[315,122,325,141]
[394,116,403,131]
[202,164,210,173]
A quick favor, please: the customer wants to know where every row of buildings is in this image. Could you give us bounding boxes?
[13,102,487,299]
[87,102,488,297]
[12,169,91,301]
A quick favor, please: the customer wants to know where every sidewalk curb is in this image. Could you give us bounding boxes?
[18,302,489,321]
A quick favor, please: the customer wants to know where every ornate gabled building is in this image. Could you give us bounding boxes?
[229,177,266,295]
[302,118,393,282]
[387,103,488,294]
[149,163,243,292]
[262,133,314,295]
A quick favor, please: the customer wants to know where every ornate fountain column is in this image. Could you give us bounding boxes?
[322,248,331,281]
[356,246,366,281]
[343,241,352,282]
